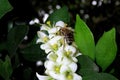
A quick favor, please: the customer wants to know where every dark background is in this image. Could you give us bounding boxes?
[0,0,120,80]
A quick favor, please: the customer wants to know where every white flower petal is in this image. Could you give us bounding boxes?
[72,57,78,62]
[45,49,52,53]
[65,45,76,54]
[56,46,64,57]
[48,71,61,79]
[69,62,77,72]
[34,18,39,23]
[73,73,82,80]
[49,34,56,39]
[36,61,43,66]
[76,52,82,57]
[36,39,42,43]
[37,31,49,43]
[41,24,50,30]
[62,57,72,65]
[60,65,69,73]
[37,31,47,38]
[47,52,58,61]
[48,36,62,45]
[36,72,51,80]
[29,20,35,25]
[56,56,63,63]
[55,21,66,27]
[44,60,54,70]
[57,75,66,80]
[48,27,60,34]
[40,43,50,50]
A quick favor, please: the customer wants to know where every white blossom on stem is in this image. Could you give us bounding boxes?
[36,21,82,80]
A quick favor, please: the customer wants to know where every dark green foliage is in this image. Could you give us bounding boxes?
[77,55,118,80]
[21,44,46,62]
[83,73,118,80]
[7,25,29,57]
[0,56,12,80]
[0,0,13,19]
[77,55,99,76]
[47,6,70,24]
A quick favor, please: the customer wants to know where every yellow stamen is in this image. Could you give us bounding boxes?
[56,31,59,35]
[51,44,58,51]
[55,66,60,73]
[67,74,73,79]
[60,39,64,45]
[65,50,72,57]
[46,21,51,26]
[66,72,73,80]
[43,37,48,42]
[67,51,71,55]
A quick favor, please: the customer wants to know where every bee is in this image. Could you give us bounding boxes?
[59,26,74,45]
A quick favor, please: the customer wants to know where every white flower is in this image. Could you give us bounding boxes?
[60,61,78,73]
[36,21,83,80]
[41,36,63,53]
[48,27,61,39]
[48,36,63,46]
[55,21,67,27]
[44,60,61,79]
[47,52,58,62]
[37,31,49,43]
[73,73,82,80]
[64,45,76,56]
[48,27,60,34]
[57,45,76,57]
[44,59,78,79]
[40,24,50,31]
[57,45,79,62]
[40,43,52,53]
[60,71,82,80]
[47,52,78,72]
[36,72,54,80]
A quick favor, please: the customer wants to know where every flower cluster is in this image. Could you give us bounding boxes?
[36,21,82,80]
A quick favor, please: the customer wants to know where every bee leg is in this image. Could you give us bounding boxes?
[62,37,66,50]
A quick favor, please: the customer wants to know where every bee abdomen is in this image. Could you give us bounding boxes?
[65,35,74,45]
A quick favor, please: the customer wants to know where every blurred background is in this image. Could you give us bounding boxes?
[0,0,120,80]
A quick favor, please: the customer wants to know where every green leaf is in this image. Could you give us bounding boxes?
[7,25,29,57]
[20,44,46,62]
[46,6,70,24]
[80,69,98,77]
[83,73,118,80]
[0,56,13,80]
[83,72,99,80]
[74,15,95,60]
[77,55,99,76]
[95,28,117,71]
[29,35,38,45]
[99,73,118,80]
[0,0,13,19]
[12,54,20,69]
